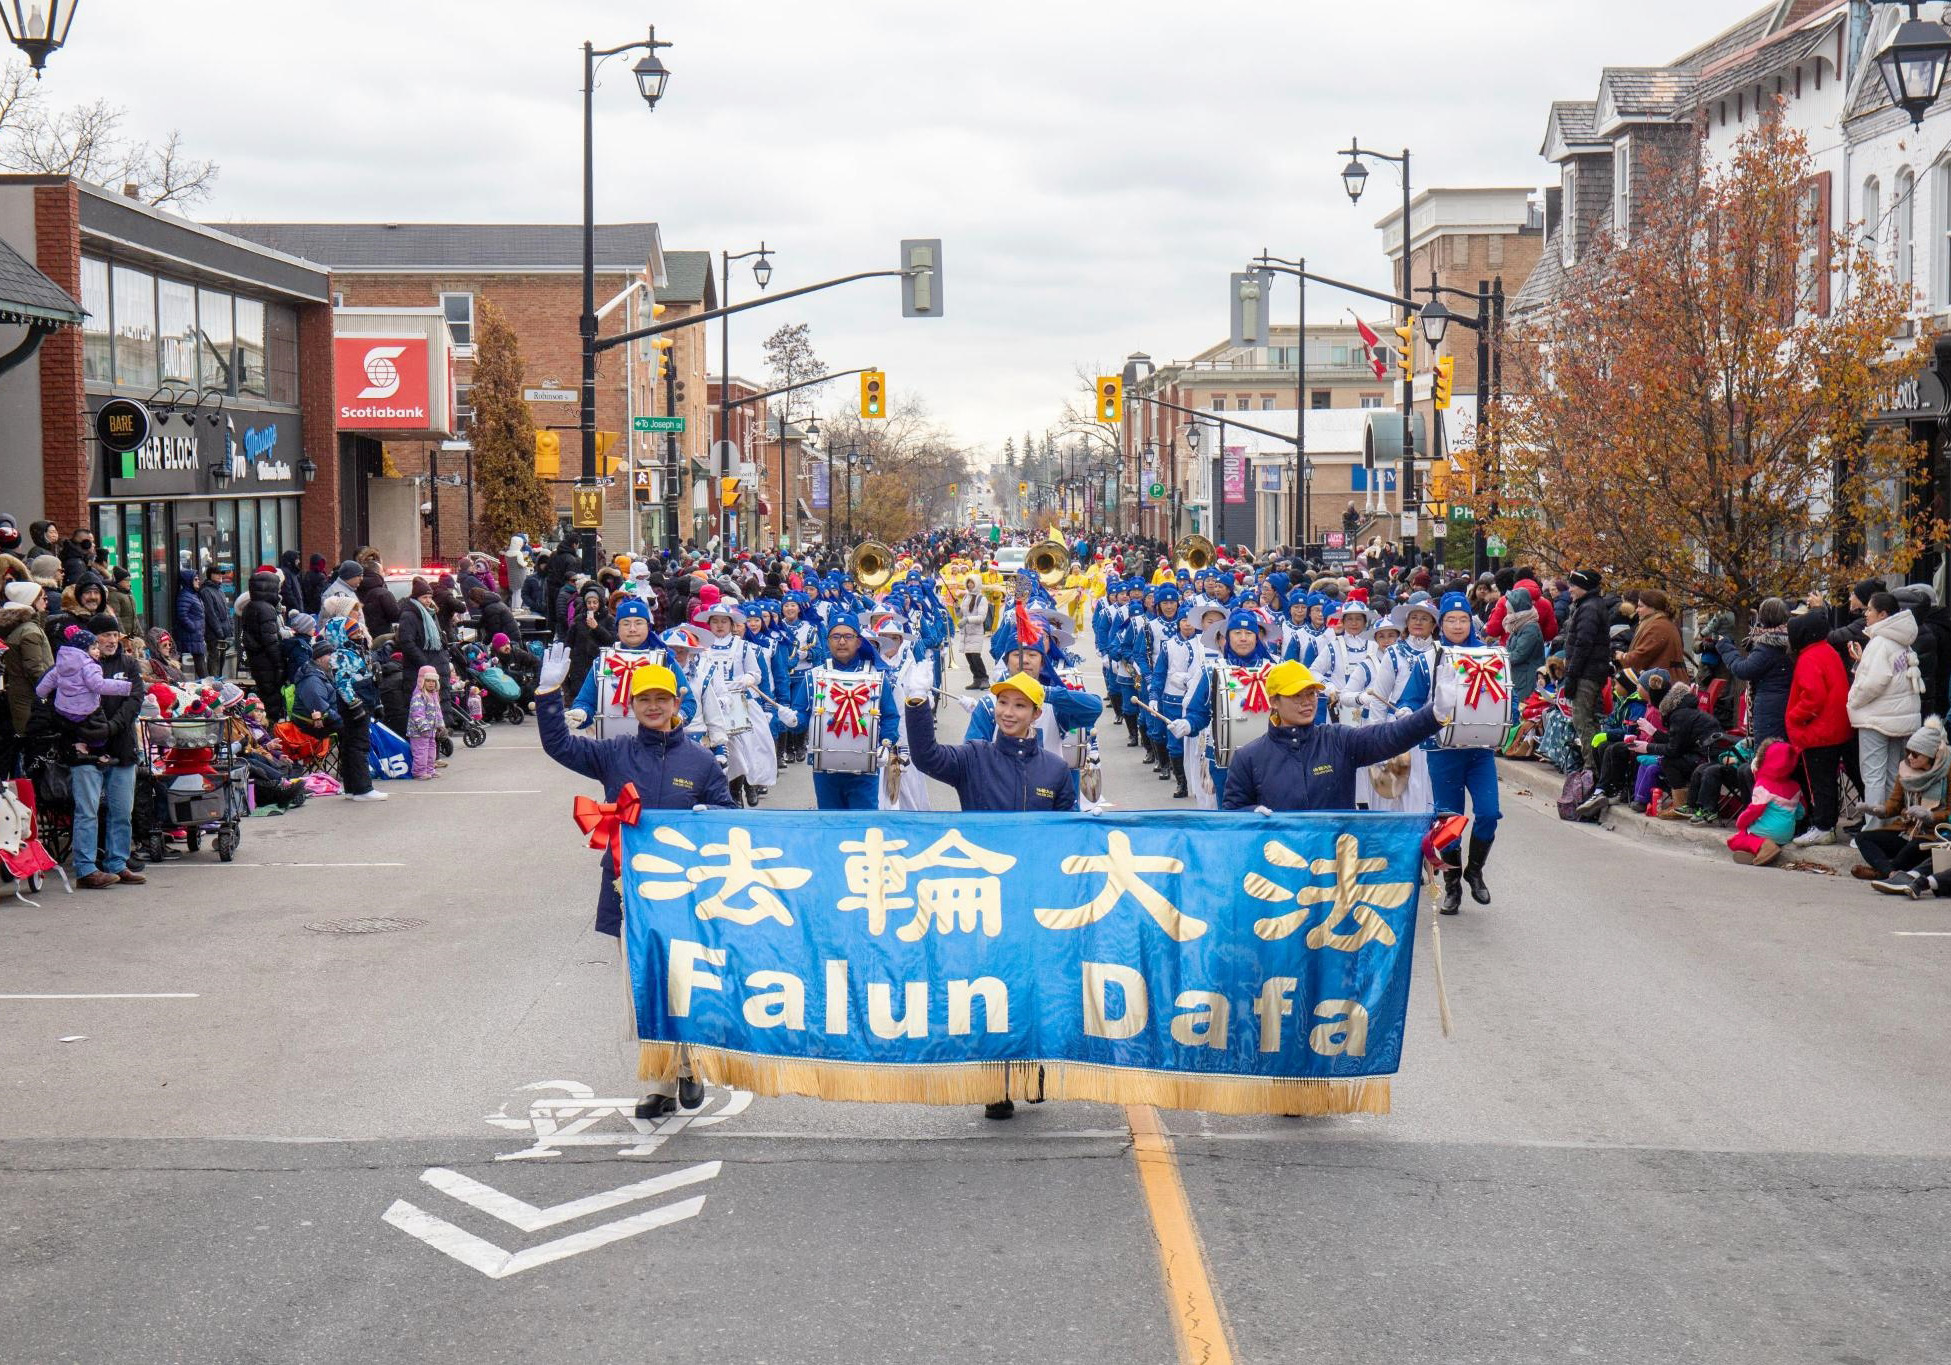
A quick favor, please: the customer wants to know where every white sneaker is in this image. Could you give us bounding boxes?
[1791,826,1833,846]
[347,790,389,802]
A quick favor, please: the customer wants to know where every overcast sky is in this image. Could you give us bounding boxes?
[56,0,1762,462]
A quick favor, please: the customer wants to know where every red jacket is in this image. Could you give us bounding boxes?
[1786,642,1853,750]
[1484,585,1558,643]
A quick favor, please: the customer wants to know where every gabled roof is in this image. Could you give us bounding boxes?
[221,222,663,274]
[1595,67,1699,128]
[659,249,716,307]
[1541,101,1607,159]
[1510,225,1567,315]
[0,234,80,326]
[1669,4,1778,71]
[1692,7,1840,108]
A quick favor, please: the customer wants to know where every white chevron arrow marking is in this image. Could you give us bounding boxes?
[382,1161,721,1278]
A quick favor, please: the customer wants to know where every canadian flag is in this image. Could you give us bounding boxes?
[1352,313,1387,379]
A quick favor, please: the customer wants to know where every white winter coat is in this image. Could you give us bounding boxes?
[1847,609,1923,737]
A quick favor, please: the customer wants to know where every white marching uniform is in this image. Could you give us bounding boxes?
[1318,630,1382,805]
[1376,638,1438,813]
[699,636,778,790]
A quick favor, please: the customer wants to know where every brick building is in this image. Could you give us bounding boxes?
[226,221,715,562]
[0,177,337,630]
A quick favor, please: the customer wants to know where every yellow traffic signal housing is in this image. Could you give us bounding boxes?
[534,430,561,480]
[860,369,886,419]
[721,476,742,508]
[1433,355,1454,410]
[1095,375,1122,424]
[1393,316,1416,378]
[595,430,622,475]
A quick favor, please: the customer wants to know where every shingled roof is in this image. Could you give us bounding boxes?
[0,234,80,326]
[660,249,715,306]
[1598,67,1700,122]
[221,222,662,274]
[1692,8,1840,108]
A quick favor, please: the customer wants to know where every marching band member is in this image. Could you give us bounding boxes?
[1133,583,1182,777]
[901,666,1076,1121]
[1379,598,1441,816]
[697,603,783,807]
[1181,609,1278,811]
[774,592,820,764]
[535,643,735,1118]
[798,612,900,810]
[1221,660,1451,813]
[1426,592,1504,915]
[563,595,697,732]
[1148,592,1204,800]
[871,613,932,813]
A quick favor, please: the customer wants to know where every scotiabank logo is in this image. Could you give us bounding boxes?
[335,335,432,430]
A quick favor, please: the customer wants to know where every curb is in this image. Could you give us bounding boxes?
[1494,757,1857,877]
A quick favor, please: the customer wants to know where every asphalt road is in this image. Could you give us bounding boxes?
[4,636,1951,1364]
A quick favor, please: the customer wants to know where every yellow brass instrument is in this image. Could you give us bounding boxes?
[1028,539,1071,589]
[1175,533,1216,573]
[849,540,897,592]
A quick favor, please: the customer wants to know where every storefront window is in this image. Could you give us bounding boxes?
[236,501,257,576]
[281,499,299,560]
[235,297,266,398]
[198,288,233,392]
[259,498,279,567]
[145,504,167,632]
[215,501,236,567]
[265,303,298,406]
[81,256,110,383]
[111,264,157,389]
[157,278,197,386]
[123,506,146,622]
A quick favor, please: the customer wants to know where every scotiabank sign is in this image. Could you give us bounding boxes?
[335,335,432,429]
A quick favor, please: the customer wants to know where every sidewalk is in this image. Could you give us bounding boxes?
[1495,757,1858,877]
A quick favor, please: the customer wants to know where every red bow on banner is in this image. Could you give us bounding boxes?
[573,782,641,873]
[827,681,875,737]
[1455,654,1508,709]
[1230,665,1271,714]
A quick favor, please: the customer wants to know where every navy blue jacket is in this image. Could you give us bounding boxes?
[905,698,1077,811]
[1221,704,1443,811]
[291,657,340,730]
[1718,634,1791,742]
[538,686,737,935]
[173,571,206,654]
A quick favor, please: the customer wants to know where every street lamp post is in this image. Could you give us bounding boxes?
[1413,270,1506,576]
[580,26,672,573]
[718,243,772,552]
[1254,251,1310,550]
[1339,138,1415,556]
[0,0,78,73]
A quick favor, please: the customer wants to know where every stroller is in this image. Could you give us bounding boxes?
[452,641,526,726]
[137,712,249,863]
[444,672,488,749]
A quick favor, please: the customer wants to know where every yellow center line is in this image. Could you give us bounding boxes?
[1125,1104,1237,1365]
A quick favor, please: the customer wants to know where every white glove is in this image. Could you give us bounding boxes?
[737,673,761,693]
[1395,706,1413,719]
[539,642,572,691]
[951,693,978,715]
[1168,718,1192,739]
[1254,804,1273,817]
[691,803,708,813]
[565,708,589,728]
[775,706,799,727]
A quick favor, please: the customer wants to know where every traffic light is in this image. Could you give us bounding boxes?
[948,482,958,497]
[721,476,742,509]
[1433,355,1454,410]
[534,430,560,480]
[1394,315,1416,379]
[653,336,672,380]
[860,369,886,419]
[1230,271,1270,347]
[900,239,942,317]
[595,430,621,476]
[1095,375,1123,424]
[672,378,687,406]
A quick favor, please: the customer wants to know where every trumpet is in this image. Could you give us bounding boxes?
[1175,533,1215,573]
[1028,539,1071,589]
[850,540,897,592]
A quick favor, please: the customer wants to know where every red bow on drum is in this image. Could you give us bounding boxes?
[1455,654,1508,709]
[573,782,641,873]
[607,657,659,709]
[826,681,875,738]
[1229,665,1271,714]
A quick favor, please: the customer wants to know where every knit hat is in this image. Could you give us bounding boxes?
[490,632,511,649]
[3,581,39,607]
[1907,715,1946,758]
[615,596,652,624]
[28,554,58,583]
[289,613,318,637]
[64,628,95,650]
[86,612,120,634]
[1569,569,1601,593]
[337,560,363,581]
[412,577,434,599]
[311,640,336,660]
[310,553,328,570]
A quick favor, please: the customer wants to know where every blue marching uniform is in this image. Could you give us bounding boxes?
[795,648,900,810]
[1423,591,1503,910]
[1183,642,1276,799]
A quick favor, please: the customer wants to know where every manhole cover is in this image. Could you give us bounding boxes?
[304,916,426,935]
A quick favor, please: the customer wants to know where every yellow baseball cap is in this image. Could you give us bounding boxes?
[1264,660,1326,698]
[991,671,1046,708]
[629,664,679,698]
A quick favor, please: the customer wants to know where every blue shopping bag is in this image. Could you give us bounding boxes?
[368,721,413,781]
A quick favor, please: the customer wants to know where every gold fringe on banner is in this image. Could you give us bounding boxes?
[639,1043,1390,1117]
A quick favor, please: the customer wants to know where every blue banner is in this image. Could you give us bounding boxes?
[621,810,1432,1114]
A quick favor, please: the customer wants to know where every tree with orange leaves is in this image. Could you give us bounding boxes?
[1485,110,1932,626]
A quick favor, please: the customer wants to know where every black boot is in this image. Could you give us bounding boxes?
[1124,713,1141,747]
[1171,755,1188,798]
[1440,869,1463,915]
[678,1075,705,1109]
[728,776,747,806]
[1155,742,1174,780]
[1463,836,1493,905]
[1107,694,1124,722]
[635,1093,677,1119]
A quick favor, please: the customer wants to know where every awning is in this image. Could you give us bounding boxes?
[757,496,771,515]
[796,497,812,520]
[0,236,82,328]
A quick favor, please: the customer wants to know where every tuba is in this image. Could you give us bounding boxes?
[850,540,896,592]
[1028,539,1071,589]
[1175,533,1215,573]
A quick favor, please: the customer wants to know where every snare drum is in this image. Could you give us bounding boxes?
[1437,645,1512,749]
[592,647,669,740]
[807,667,880,774]
[703,682,751,740]
[1210,663,1271,767]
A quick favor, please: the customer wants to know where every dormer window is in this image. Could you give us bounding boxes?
[1614,138,1632,242]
